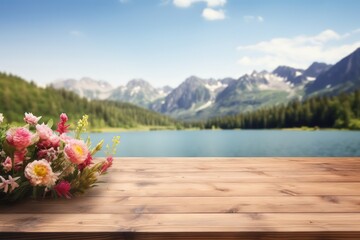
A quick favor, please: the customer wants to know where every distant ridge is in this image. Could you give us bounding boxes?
[306,48,360,95]
[50,48,360,121]
[0,73,177,128]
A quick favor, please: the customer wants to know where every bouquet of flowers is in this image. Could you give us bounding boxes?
[0,112,119,202]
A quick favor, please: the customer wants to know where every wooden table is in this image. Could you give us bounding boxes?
[1,157,360,239]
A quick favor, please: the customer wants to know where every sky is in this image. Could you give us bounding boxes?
[0,0,360,88]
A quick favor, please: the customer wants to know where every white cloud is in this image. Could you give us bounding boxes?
[173,0,226,8]
[69,30,84,37]
[173,0,191,7]
[202,8,225,21]
[237,29,360,71]
[243,15,264,23]
[205,0,226,7]
[313,29,341,42]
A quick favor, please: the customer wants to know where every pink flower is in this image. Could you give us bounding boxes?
[24,112,41,125]
[37,147,58,162]
[37,134,60,149]
[2,157,12,172]
[37,149,48,159]
[25,159,59,187]
[64,139,89,164]
[59,133,72,143]
[78,153,93,171]
[0,175,20,193]
[100,156,113,174]
[6,127,33,149]
[14,149,27,164]
[49,134,60,147]
[54,181,72,199]
[36,123,53,140]
[56,113,70,134]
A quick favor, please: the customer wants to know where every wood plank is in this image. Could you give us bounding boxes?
[1,196,359,214]
[110,157,360,163]
[2,157,360,239]
[87,182,360,197]
[101,171,360,183]
[1,232,359,240]
[1,213,360,232]
[109,158,360,169]
[111,158,360,165]
[108,162,359,172]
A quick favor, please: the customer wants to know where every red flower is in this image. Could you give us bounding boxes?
[78,153,93,171]
[100,156,113,174]
[56,113,70,134]
[54,181,72,199]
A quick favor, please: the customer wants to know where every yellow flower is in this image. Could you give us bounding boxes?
[112,136,120,145]
[76,115,89,132]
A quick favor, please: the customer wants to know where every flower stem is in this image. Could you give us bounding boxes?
[32,186,37,200]
[58,162,72,179]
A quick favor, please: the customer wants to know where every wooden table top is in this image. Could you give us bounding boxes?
[1,157,360,240]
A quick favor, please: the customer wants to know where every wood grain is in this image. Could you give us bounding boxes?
[1,196,359,214]
[1,232,359,240]
[1,157,360,240]
[86,182,360,197]
[1,213,360,232]
[101,171,360,183]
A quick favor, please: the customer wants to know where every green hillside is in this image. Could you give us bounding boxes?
[0,72,177,129]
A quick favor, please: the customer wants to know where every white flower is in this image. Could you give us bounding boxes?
[25,159,59,187]
[0,175,20,193]
[0,113,4,124]
[0,176,9,193]
[7,175,20,192]
[24,112,41,125]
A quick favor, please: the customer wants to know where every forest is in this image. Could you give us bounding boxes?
[202,90,360,130]
[0,73,177,129]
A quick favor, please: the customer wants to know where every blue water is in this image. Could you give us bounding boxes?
[87,130,360,157]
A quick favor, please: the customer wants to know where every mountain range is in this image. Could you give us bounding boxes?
[0,73,177,128]
[51,78,173,108]
[50,47,360,120]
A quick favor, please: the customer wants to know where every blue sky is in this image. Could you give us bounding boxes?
[0,0,360,87]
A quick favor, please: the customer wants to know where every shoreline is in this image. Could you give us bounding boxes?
[88,126,354,133]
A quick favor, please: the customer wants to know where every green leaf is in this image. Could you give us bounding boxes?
[47,119,54,128]
[3,140,15,158]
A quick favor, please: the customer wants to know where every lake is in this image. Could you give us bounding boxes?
[87,130,360,157]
